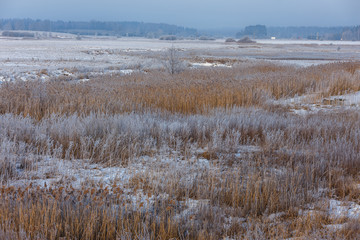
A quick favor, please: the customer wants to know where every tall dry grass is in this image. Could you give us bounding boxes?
[0,62,359,120]
[0,61,360,239]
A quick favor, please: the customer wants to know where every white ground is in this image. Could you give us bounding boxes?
[1,36,360,82]
[1,36,360,234]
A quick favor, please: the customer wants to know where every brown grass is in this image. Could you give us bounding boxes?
[0,62,359,120]
[0,61,360,239]
[0,186,184,240]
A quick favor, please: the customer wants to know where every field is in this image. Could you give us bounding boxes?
[1,35,360,239]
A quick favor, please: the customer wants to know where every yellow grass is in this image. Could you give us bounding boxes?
[0,62,359,120]
[0,61,360,239]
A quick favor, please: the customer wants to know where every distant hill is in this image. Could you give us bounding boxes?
[0,19,197,38]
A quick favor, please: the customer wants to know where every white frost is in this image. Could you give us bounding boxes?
[191,62,232,68]
[328,199,360,220]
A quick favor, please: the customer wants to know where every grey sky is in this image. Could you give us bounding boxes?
[1,0,359,29]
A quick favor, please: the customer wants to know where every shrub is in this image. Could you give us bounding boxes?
[237,36,256,43]
[225,38,236,43]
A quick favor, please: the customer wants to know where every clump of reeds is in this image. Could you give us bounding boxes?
[0,62,359,119]
[0,61,359,239]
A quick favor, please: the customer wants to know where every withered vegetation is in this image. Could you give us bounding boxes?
[0,61,360,239]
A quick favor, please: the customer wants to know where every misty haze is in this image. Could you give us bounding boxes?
[0,0,360,239]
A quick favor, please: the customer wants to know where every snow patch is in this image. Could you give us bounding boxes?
[328,199,360,220]
[191,62,232,68]
[327,91,360,107]
[119,69,134,75]
[175,198,210,220]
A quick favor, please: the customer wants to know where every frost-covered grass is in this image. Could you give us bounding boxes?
[1,108,360,238]
[0,60,360,239]
[1,61,359,120]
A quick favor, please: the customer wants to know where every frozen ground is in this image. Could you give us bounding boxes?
[1,37,360,82]
[270,89,360,116]
[1,36,360,238]
[257,39,360,46]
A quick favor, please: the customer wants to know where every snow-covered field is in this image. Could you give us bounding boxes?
[257,39,360,46]
[1,36,360,239]
[1,37,360,82]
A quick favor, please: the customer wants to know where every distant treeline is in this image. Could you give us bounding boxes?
[236,25,360,41]
[1,31,35,38]
[268,26,360,41]
[236,25,267,39]
[0,19,197,37]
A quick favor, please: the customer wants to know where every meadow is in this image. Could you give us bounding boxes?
[0,37,360,239]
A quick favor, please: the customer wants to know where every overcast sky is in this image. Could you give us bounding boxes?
[1,0,359,29]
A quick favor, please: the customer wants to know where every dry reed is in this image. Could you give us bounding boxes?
[0,61,360,239]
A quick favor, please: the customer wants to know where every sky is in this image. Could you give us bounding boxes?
[0,0,359,29]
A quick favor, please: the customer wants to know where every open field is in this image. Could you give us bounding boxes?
[1,36,360,80]
[1,36,360,239]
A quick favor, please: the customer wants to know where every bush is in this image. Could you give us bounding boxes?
[163,46,185,74]
[237,36,256,43]
[225,38,236,43]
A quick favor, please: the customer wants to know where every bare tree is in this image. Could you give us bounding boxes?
[163,46,185,75]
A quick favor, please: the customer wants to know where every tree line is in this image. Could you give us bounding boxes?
[236,25,360,41]
[0,19,197,38]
